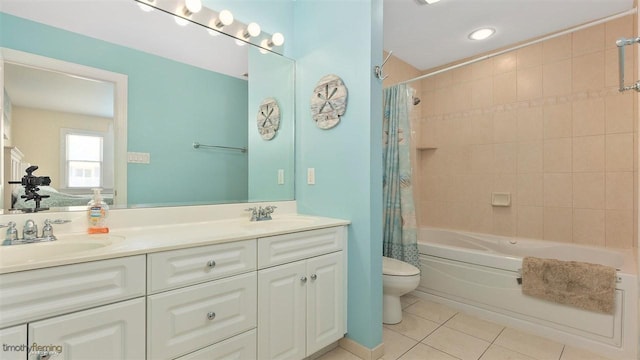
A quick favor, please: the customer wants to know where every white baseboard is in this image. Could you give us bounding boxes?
[339,337,384,360]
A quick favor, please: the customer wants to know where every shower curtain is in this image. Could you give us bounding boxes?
[382,84,419,269]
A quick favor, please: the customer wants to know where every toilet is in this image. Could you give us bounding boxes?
[382,256,421,324]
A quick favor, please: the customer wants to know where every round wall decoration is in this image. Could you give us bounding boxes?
[310,74,347,129]
[256,97,280,140]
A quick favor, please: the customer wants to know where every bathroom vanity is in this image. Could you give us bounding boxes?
[0,209,348,360]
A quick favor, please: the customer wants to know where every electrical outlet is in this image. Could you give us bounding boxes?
[127,152,151,164]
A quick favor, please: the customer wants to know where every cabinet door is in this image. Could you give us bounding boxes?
[28,298,145,360]
[257,260,306,360]
[177,329,256,360]
[0,324,27,360]
[306,252,344,355]
[147,272,257,360]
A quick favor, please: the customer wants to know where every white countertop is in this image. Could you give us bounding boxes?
[0,214,350,274]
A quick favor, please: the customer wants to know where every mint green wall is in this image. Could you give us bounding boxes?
[0,13,249,205]
[293,0,384,349]
[247,47,295,201]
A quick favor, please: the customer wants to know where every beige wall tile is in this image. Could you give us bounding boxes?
[605,92,634,134]
[543,34,572,64]
[517,206,544,239]
[573,208,605,246]
[494,143,517,174]
[469,174,493,204]
[494,53,516,74]
[573,135,605,172]
[517,173,543,206]
[542,60,572,97]
[543,102,572,139]
[606,171,633,210]
[605,15,634,49]
[433,71,453,89]
[468,114,494,145]
[544,138,572,173]
[493,72,517,105]
[517,43,543,69]
[470,77,493,109]
[573,172,605,209]
[470,144,494,174]
[451,65,473,85]
[544,173,573,207]
[517,141,543,173]
[605,209,634,248]
[606,133,634,171]
[517,107,543,141]
[469,202,493,233]
[572,24,605,56]
[471,58,494,80]
[493,110,517,143]
[493,206,517,236]
[572,97,605,137]
[543,207,573,242]
[572,51,605,92]
[517,66,543,101]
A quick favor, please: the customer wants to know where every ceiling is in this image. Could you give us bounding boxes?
[383,0,635,72]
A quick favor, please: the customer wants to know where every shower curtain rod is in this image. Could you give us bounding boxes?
[396,8,637,86]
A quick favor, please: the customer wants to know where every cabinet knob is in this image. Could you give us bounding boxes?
[37,353,51,360]
[207,260,216,268]
[300,276,307,283]
[310,274,317,280]
[207,311,216,320]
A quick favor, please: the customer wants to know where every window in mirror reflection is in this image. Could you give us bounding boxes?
[64,132,103,188]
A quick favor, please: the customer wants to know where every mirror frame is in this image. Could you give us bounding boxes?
[1,47,128,208]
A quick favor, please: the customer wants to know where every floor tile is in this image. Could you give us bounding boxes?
[494,327,564,360]
[400,294,420,309]
[422,326,491,360]
[384,312,440,341]
[560,345,615,360]
[480,344,537,360]
[382,327,418,360]
[404,299,458,324]
[398,343,458,360]
[315,346,362,360]
[444,312,505,342]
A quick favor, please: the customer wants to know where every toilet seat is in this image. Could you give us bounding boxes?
[383,256,420,276]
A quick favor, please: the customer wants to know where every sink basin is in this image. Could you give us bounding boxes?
[240,216,317,229]
[0,235,124,267]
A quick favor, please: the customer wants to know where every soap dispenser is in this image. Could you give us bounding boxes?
[87,188,109,234]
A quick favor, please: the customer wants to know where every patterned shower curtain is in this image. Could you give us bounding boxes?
[382,84,419,269]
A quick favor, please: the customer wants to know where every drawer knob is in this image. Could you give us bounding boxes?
[310,274,317,280]
[300,276,307,283]
[207,311,216,320]
[207,260,216,268]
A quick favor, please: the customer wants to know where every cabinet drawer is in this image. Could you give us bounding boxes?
[147,239,256,293]
[0,324,27,360]
[177,329,256,360]
[0,255,145,328]
[148,272,257,360]
[258,227,344,269]
[29,298,146,360]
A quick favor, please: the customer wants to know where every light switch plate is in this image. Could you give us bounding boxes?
[277,169,284,185]
[127,152,150,164]
[307,168,315,185]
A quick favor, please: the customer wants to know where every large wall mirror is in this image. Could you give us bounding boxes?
[0,0,295,213]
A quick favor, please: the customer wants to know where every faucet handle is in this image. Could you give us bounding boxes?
[245,207,258,221]
[42,219,71,241]
[45,219,72,225]
[1,221,17,245]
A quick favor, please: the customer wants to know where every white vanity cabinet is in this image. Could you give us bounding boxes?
[257,227,346,360]
[146,240,258,360]
[0,255,146,360]
[0,325,27,360]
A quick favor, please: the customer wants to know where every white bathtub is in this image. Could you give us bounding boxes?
[415,228,638,360]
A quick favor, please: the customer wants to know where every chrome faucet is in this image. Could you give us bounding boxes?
[245,205,277,221]
[1,219,71,245]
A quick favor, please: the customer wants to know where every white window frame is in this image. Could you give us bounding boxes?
[60,128,105,190]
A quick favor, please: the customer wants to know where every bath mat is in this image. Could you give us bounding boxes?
[521,257,616,314]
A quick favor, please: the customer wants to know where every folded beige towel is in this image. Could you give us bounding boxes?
[522,257,616,314]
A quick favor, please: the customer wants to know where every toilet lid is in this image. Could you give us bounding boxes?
[383,256,420,276]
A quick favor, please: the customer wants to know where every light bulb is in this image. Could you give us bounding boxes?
[468,27,495,41]
[244,22,261,38]
[214,10,234,28]
[183,0,202,16]
[268,32,284,47]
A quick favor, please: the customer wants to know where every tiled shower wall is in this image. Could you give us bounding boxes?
[411,15,638,249]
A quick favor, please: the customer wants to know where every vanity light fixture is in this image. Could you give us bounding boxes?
[213,9,234,29]
[174,16,190,26]
[268,32,285,47]
[243,22,261,39]
[468,27,495,40]
[182,0,202,16]
[137,0,155,12]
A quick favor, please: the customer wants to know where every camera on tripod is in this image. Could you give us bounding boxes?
[9,165,51,187]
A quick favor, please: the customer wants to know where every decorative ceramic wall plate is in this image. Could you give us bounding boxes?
[310,74,347,129]
[257,97,280,140]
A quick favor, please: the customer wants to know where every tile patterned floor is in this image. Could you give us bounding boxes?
[317,294,616,360]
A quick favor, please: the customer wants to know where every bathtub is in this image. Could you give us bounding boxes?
[414,228,638,360]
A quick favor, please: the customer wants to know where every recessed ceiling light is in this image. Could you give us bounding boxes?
[468,28,495,40]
